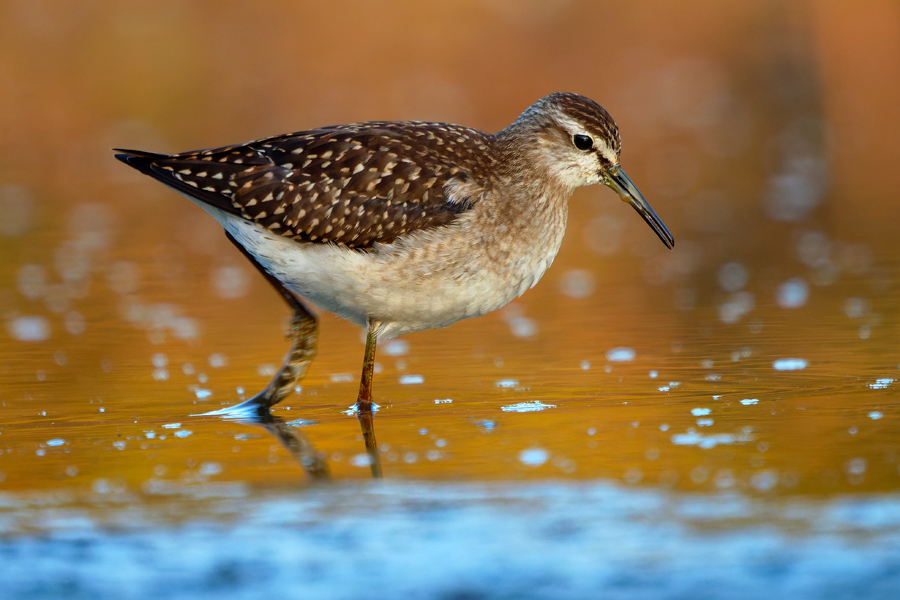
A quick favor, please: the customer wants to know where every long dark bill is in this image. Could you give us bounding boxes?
[605,167,674,249]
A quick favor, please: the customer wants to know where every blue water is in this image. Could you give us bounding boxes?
[3,481,899,599]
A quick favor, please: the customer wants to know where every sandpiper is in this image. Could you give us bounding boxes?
[115,92,673,412]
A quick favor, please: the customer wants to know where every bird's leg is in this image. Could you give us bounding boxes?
[356,319,379,408]
[224,231,319,412]
[356,318,382,477]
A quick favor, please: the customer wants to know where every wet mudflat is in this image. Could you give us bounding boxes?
[2,1,900,598]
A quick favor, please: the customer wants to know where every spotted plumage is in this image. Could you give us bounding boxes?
[116,122,498,248]
[115,92,671,341]
[115,92,674,413]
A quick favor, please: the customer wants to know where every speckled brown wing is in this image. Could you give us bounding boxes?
[114,121,496,249]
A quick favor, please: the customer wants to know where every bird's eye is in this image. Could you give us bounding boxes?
[573,134,593,151]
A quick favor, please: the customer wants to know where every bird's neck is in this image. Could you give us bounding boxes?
[469,165,571,268]
[493,122,580,197]
[473,120,576,266]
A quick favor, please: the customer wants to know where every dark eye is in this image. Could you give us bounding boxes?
[573,134,593,151]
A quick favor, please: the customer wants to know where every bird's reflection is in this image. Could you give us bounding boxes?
[207,405,331,480]
[197,232,383,478]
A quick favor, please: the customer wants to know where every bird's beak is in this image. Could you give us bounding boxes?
[604,166,674,249]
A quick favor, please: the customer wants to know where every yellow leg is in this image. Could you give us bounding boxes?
[356,319,382,478]
[356,319,379,408]
[221,232,318,413]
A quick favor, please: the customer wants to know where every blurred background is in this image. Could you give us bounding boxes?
[2,1,900,598]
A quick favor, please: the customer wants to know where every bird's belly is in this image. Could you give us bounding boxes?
[281,242,543,339]
[215,210,556,339]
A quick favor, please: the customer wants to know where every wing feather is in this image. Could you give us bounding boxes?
[114,121,495,248]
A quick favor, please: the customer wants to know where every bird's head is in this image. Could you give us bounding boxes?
[501,92,674,249]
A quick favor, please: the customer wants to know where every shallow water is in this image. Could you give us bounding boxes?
[2,1,900,597]
[5,230,899,495]
[5,482,900,600]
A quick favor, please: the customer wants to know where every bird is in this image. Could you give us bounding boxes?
[114,92,673,413]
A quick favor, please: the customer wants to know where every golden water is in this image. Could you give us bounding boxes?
[4,188,899,496]
[2,2,900,596]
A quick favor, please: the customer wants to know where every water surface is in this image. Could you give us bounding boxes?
[2,1,900,597]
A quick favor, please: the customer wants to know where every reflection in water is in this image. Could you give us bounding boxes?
[1,1,900,498]
[206,403,330,480]
[200,232,382,478]
[355,405,382,479]
[4,4,900,596]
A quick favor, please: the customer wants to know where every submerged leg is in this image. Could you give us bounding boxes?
[208,232,319,416]
[356,318,382,478]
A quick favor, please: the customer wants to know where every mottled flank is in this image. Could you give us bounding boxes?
[116,122,497,248]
